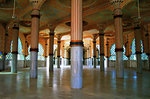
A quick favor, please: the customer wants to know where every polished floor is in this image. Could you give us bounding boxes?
[0,66,150,99]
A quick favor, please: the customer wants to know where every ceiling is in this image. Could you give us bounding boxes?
[0,0,150,38]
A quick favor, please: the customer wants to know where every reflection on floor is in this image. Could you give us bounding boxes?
[0,66,150,99]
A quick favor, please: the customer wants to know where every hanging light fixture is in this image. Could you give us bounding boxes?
[137,0,141,19]
[12,0,16,19]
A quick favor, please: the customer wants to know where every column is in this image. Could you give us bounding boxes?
[44,39,48,67]
[125,35,130,68]
[11,21,19,73]
[70,0,83,89]
[30,2,40,78]
[106,40,109,68]
[112,0,124,78]
[146,24,150,70]
[2,24,8,71]
[49,27,55,71]
[93,34,97,68]
[99,25,105,71]
[134,19,142,73]
[24,34,28,68]
[57,34,61,68]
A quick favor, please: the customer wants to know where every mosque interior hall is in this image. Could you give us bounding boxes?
[0,0,150,99]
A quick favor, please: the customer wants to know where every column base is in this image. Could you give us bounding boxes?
[30,52,38,78]
[11,54,17,73]
[49,55,53,71]
[71,46,83,89]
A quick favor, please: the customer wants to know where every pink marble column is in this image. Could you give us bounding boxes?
[112,0,124,78]
[11,22,19,73]
[30,8,40,78]
[70,0,83,89]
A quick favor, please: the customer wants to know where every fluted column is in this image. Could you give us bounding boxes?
[93,35,97,68]
[44,39,48,67]
[11,22,19,73]
[134,20,142,73]
[30,1,40,78]
[112,0,124,78]
[70,0,83,89]
[49,28,55,71]
[106,39,109,67]
[57,34,61,68]
[99,26,105,71]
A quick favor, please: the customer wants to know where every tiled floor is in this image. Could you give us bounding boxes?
[0,66,150,99]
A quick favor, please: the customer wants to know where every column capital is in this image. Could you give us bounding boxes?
[12,20,19,30]
[93,34,97,40]
[97,24,105,33]
[111,0,123,9]
[57,34,62,41]
[48,24,56,35]
[30,0,46,10]
[133,17,141,29]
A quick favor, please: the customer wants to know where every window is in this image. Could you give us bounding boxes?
[130,38,148,60]
[0,52,3,59]
[18,38,24,60]
[6,38,24,60]
[109,44,128,60]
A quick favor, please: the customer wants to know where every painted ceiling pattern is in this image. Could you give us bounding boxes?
[0,0,150,39]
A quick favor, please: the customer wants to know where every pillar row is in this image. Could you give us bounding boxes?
[11,22,19,73]
[70,0,83,89]
[112,0,124,78]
